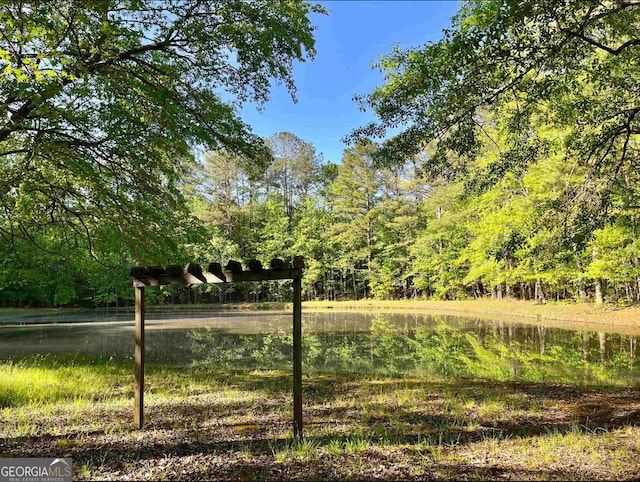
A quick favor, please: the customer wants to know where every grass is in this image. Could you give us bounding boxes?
[2,354,640,480]
[0,354,130,408]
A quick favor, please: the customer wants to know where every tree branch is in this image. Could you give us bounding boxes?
[559,27,640,55]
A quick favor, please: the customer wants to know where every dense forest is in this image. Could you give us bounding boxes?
[2,124,638,307]
[0,1,638,307]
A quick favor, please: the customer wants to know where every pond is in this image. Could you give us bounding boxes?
[0,310,638,386]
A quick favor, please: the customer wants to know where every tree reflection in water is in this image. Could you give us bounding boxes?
[1,312,636,386]
[185,314,639,387]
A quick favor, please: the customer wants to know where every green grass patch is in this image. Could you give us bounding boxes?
[0,354,130,408]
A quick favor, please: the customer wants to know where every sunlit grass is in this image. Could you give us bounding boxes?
[0,354,130,408]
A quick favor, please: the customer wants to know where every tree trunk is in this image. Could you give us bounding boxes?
[352,269,358,300]
[592,245,604,304]
[578,282,587,302]
[534,278,545,304]
[595,279,604,304]
[342,269,347,299]
[505,260,513,298]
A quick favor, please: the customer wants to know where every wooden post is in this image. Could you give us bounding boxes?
[134,285,145,429]
[292,275,303,439]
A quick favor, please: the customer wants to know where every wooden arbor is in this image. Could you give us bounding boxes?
[129,257,305,439]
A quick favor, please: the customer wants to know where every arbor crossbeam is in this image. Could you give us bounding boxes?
[130,263,303,287]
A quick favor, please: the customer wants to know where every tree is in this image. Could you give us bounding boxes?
[369,166,423,299]
[192,150,259,257]
[0,1,324,263]
[410,181,471,300]
[329,141,383,299]
[266,131,323,225]
[351,0,639,237]
[586,224,640,303]
[291,195,333,299]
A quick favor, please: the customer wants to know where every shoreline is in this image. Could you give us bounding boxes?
[302,299,640,327]
[1,299,639,331]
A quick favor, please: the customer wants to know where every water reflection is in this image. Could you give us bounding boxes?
[0,312,638,386]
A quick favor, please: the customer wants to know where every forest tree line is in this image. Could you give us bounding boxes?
[0,1,637,307]
[1,123,638,307]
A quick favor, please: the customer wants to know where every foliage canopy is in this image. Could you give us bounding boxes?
[0,0,323,261]
[351,0,639,207]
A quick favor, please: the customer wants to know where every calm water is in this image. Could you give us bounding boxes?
[1,310,638,385]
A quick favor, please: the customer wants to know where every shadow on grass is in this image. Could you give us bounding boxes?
[3,354,640,479]
[3,419,631,481]
[4,375,640,447]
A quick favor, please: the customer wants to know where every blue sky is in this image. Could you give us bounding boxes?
[240,1,461,164]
